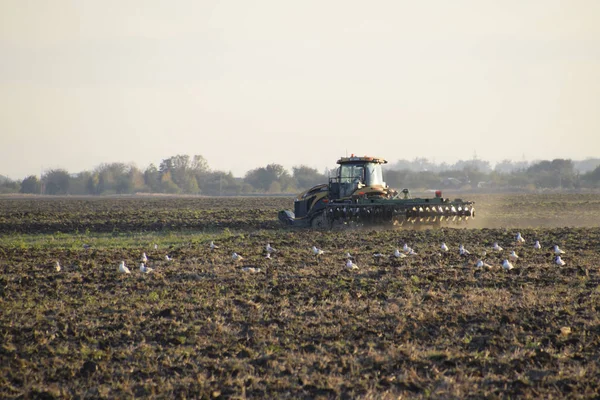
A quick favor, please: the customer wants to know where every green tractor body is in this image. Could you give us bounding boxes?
[278,155,475,229]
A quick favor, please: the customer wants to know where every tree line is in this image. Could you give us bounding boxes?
[0,155,328,196]
[1,155,600,195]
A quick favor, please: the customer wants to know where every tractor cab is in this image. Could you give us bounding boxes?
[329,155,389,200]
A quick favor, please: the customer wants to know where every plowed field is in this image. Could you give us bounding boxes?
[1,194,600,398]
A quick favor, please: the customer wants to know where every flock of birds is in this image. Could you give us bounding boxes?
[53,232,568,275]
[211,232,567,272]
[304,231,567,272]
[116,252,174,274]
[436,232,567,271]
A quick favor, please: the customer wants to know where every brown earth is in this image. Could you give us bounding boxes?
[1,194,599,398]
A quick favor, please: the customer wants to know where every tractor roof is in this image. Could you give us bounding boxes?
[337,155,388,165]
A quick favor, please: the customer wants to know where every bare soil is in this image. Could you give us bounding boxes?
[1,194,599,398]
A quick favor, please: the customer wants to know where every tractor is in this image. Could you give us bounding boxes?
[278,155,475,229]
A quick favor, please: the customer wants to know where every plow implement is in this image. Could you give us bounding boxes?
[280,196,475,229]
[322,199,475,227]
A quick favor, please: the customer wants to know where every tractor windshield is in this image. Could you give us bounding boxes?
[339,164,365,184]
[339,162,385,187]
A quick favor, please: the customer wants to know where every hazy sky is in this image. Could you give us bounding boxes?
[1,0,599,179]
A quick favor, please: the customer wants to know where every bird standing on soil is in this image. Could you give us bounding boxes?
[265,252,271,259]
[345,259,359,270]
[210,241,218,250]
[118,261,131,274]
[502,259,514,271]
[242,267,261,273]
[140,263,153,273]
[555,255,566,266]
[392,249,407,259]
[312,246,325,256]
[509,251,519,261]
[345,252,354,259]
[534,240,541,250]
[141,252,148,263]
[312,246,326,264]
[165,255,173,261]
[266,243,277,254]
[55,261,61,272]
[232,252,244,262]
[476,259,493,269]
[459,244,470,256]
[515,232,525,244]
[493,242,503,252]
[154,243,158,250]
[554,245,565,255]
[441,243,449,252]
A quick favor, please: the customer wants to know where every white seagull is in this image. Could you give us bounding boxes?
[55,261,61,272]
[459,244,470,256]
[312,246,325,256]
[476,259,493,269]
[210,241,218,250]
[345,252,354,259]
[509,251,519,261]
[154,243,158,250]
[392,249,407,259]
[265,252,271,259]
[345,259,359,270]
[402,243,412,253]
[533,240,541,250]
[232,252,244,262]
[266,243,277,253]
[118,261,131,274]
[242,267,261,273]
[502,259,514,271]
[555,255,566,266]
[441,243,449,252]
[554,245,565,255]
[515,232,525,243]
[140,263,153,273]
[141,252,148,263]
[165,255,173,261]
[493,242,503,252]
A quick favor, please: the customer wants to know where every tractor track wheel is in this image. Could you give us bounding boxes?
[310,212,330,230]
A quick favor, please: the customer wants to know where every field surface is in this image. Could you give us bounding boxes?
[1,194,600,398]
